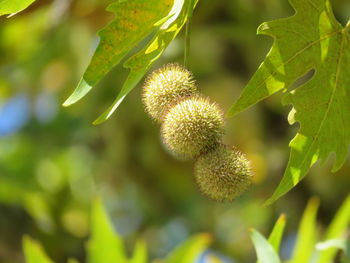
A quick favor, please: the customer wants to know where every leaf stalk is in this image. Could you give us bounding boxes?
[184,0,194,68]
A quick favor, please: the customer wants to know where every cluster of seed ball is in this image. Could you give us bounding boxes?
[142,63,252,201]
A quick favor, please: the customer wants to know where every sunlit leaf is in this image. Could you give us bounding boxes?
[87,198,127,263]
[0,0,36,16]
[63,0,173,107]
[23,236,54,263]
[290,197,319,263]
[163,234,212,263]
[250,229,281,263]
[226,0,350,204]
[92,67,147,124]
[93,0,198,124]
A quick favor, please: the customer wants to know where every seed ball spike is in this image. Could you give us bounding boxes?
[194,144,252,202]
[161,96,225,159]
[142,63,197,121]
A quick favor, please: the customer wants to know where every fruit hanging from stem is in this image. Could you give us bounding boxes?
[161,95,225,159]
[142,63,197,122]
[194,144,252,202]
[142,63,252,202]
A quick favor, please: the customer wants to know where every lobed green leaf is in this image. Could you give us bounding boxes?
[63,0,200,126]
[63,0,174,107]
[93,0,197,124]
[226,0,350,204]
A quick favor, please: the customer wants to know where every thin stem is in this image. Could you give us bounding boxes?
[184,0,194,68]
[345,20,350,44]
[184,19,191,67]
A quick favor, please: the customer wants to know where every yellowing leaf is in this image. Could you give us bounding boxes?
[227,0,350,204]
[93,0,197,124]
[63,0,173,107]
[0,0,36,16]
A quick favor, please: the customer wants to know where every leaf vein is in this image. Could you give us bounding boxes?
[295,31,346,171]
[244,29,342,107]
[305,0,322,13]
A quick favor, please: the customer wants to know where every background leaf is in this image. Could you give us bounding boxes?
[163,234,212,263]
[87,198,127,263]
[317,194,350,263]
[0,0,36,16]
[267,214,287,253]
[23,236,55,263]
[129,240,147,263]
[289,197,319,263]
[316,238,346,251]
[250,229,281,263]
[227,0,350,204]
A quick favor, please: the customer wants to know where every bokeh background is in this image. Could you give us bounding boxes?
[0,0,349,262]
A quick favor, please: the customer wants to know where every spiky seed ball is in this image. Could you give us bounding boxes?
[194,144,252,202]
[142,63,197,121]
[161,96,224,159]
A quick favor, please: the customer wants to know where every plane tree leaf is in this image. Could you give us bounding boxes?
[63,0,199,125]
[63,0,174,107]
[93,0,197,124]
[227,0,350,204]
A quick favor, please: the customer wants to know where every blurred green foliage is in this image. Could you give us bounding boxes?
[23,196,350,263]
[251,196,350,263]
[23,199,211,263]
[0,0,349,262]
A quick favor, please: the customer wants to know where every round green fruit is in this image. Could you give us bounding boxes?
[142,63,197,121]
[161,96,224,159]
[194,144,252,201]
